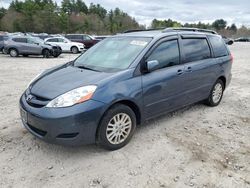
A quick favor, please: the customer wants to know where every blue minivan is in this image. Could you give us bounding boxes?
[20,28,232,150]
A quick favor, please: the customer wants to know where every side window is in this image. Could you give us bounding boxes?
[27,38,36,44]
[182,38,211,62]
[147,40,180,70]
[207,35,229,58]
[66,35,72,39]
[83,35,91,41]
[57,38,64,42]
[47,38,58,42]
[13,38,27,43]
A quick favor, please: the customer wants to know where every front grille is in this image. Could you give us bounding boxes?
[25,90,50,108]
[27,124,47,137]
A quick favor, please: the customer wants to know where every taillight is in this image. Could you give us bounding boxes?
[230,53,233,63]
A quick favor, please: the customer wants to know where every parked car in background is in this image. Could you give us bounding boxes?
[234,37,250,42]
[0,35,10,53]
[20,28,232,150]
[45,37,85,53]
[222,36,234,45]
[93,35,112,40]
[4,36,62,58]
[65,34,100,49]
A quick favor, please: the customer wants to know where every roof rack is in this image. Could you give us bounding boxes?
[123,28,165,33]
[163,27,217,34]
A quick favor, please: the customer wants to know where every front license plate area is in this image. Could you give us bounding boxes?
[20,107,28,124]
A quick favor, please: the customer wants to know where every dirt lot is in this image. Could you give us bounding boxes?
[0,44,249,188]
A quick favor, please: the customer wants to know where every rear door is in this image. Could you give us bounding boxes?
[57,38,70,51]
[142,36,187,119]
[179,35,216,103]
[12,38,28,53]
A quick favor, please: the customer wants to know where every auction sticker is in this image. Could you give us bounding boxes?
[130,40,148,46]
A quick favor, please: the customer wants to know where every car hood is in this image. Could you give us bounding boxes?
[41,43,53,49]
[30,65,114,100]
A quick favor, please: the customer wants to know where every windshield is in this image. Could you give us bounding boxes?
[74,37,151,72]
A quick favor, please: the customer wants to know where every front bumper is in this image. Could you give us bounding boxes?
[19,93,106,146]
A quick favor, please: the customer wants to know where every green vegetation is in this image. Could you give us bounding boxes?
[151,18,250,38]
[0,0,143,34]
[0,1,250,38]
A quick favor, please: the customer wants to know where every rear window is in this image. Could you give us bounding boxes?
[12,38,27,43]
[208,35,229,57]
[182,38,211,62]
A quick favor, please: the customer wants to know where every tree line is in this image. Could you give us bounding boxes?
[151,18,250,38]
[0,0,143,34]
[0,1,250,37]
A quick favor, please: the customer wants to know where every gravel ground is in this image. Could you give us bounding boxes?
[0,43,249,188]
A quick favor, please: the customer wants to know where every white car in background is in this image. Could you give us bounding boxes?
[45,37,85,53]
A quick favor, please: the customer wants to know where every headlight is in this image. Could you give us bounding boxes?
[46,85,97,108]
[27,72,43,88]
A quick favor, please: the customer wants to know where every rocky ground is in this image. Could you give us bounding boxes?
[0,43,249,188]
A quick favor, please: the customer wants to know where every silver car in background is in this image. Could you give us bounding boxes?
[4,36,62,58]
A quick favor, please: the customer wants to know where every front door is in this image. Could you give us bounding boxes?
[27,38,42,54]
[142,37,187,119]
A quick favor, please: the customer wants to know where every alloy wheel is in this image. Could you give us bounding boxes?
[106,113,132,145]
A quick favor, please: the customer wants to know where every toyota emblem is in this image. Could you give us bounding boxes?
[26,94,34,101]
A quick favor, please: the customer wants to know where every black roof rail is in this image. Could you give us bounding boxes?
[163,27,217,34]
[123,28,165,33]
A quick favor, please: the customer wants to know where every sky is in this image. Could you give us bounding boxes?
[1,0,250,27]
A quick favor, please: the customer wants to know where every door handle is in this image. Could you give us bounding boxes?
[177,69,184,75]
[185,66,192,72]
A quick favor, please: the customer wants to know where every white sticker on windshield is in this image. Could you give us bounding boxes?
[130,40,148,46]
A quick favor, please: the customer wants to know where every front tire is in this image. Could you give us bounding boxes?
[97,104,136,150]
[205,79,224,107]
[42,49,50,58]
[71,46,79,54]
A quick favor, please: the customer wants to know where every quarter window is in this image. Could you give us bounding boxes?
[147,40,180,70]
[207,35,228,57]
[182,38,211,62]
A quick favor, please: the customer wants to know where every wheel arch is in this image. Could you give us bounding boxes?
[95,99,142,140]
[8,47,18,54]
[71,45,78,50]
[218,76,226,89]
[42,48,50,53]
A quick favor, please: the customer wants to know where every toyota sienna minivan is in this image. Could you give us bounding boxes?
[20,28,232,150]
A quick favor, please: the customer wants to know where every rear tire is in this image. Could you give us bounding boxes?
[9,48,18,57]
[42,49,50,58]
[205,79,224,107]
[71,46,79,54]
[97,104,136,150]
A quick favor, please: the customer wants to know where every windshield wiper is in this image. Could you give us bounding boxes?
[75,65,100,72]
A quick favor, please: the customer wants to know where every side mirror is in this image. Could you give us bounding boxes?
[146,60,159,72]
